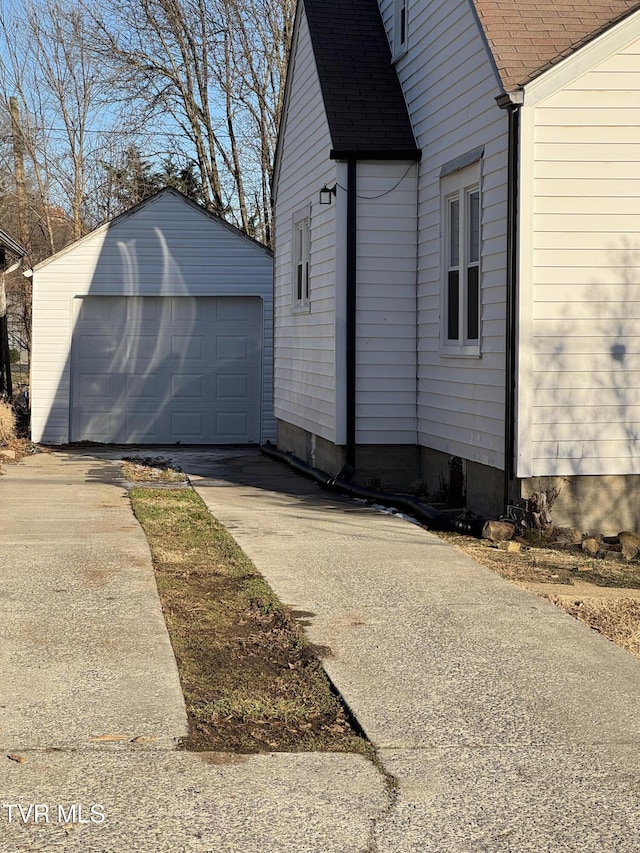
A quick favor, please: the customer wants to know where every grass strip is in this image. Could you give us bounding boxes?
[130,487,371,754]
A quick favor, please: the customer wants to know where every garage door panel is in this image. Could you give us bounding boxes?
[78,334,117,359]
[171,298,199,321]
[171,374,203,398]
[216,298,251,322]
[77,374,113,400]
[170,411,203,438]
[125,374,160,399]
[126,335,165,361]
[171,335,203,361]
[215,374,249,400]
[71,296,262,444]
[215,411,249,440]
[125,412,160,441]
[75,410,118,442]
[127,297,163,321]
[78,297,125,324]
[216,335,250,361]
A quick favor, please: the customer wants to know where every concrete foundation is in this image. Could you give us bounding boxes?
[419,447,504,516]
[276,421,640,533]
[276,421,419,490]
[276,421,501,507]
[520,475,640,536]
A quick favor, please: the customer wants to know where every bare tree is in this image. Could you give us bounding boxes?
[0,0,293,255]
[209,0,293,244]
[87,0,293,242]
[0,0,125,244]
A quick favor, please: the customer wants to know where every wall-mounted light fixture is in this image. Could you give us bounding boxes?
[319,183,337,205]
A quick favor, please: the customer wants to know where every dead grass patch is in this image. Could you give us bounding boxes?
[552,598,640,657]
[130,487,371,755]
[0,400,34,467]
[122,456,187,482]
[0,400,16,444]
[436,529,640,658]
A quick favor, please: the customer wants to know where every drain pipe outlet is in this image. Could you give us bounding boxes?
[261,444,487,538]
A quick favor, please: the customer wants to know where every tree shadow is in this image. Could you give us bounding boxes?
[524,235,640,531]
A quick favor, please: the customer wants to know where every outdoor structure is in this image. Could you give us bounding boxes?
[272,0,640,532]
[0,228,26,396]
[31,188,275,445]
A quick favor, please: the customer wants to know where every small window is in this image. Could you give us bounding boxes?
[393,0,408,59]
[441,162,481,355]
[292,207,310,311]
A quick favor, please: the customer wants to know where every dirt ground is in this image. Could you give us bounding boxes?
[129,483,371,755]
[436,529,640,659]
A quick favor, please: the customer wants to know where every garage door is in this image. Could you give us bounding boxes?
[70,296,262,443]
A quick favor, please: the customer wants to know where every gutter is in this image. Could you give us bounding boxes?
[497,90,523,510]
[261,444,487,537]
[343,157,357,476]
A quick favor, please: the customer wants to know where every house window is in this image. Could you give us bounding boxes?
[292,207,310,311]
[441,162,481,355]
[393,0,408,58]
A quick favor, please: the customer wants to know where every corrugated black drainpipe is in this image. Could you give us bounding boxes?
[343,157,358,477]
[500,95,521,512]
[261,444,487,537]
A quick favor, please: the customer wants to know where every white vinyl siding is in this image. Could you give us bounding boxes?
[519,21,640,477]
[30,190,274,445]
[355,161,418,444]
[379,0,509,470]
[273,10,339,442]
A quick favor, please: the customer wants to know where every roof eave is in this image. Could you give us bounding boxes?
[330,147,422,161]
[495,90,524,109]
[0,228,27,259]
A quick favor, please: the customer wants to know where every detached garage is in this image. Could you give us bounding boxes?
[31,188,275,445]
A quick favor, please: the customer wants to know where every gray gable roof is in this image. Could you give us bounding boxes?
[303,0,420,160]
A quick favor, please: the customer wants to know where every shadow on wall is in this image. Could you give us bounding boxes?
[525,236,640,532]
[39,207,262,446]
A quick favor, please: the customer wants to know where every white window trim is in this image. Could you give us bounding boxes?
[392,0,408,60]
[291,205,311,314]
[440,160,482,358]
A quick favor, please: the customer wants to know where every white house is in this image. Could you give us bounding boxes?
[31,188,275,446]
[273,0,640,532]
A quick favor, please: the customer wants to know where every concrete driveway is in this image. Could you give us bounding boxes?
[1,446,639,851]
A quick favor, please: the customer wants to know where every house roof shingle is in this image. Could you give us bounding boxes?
[474,0,640,90]
[302,0,420,159]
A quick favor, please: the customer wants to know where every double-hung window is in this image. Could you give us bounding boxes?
[292,206,310,311]
[441,161,481,355]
